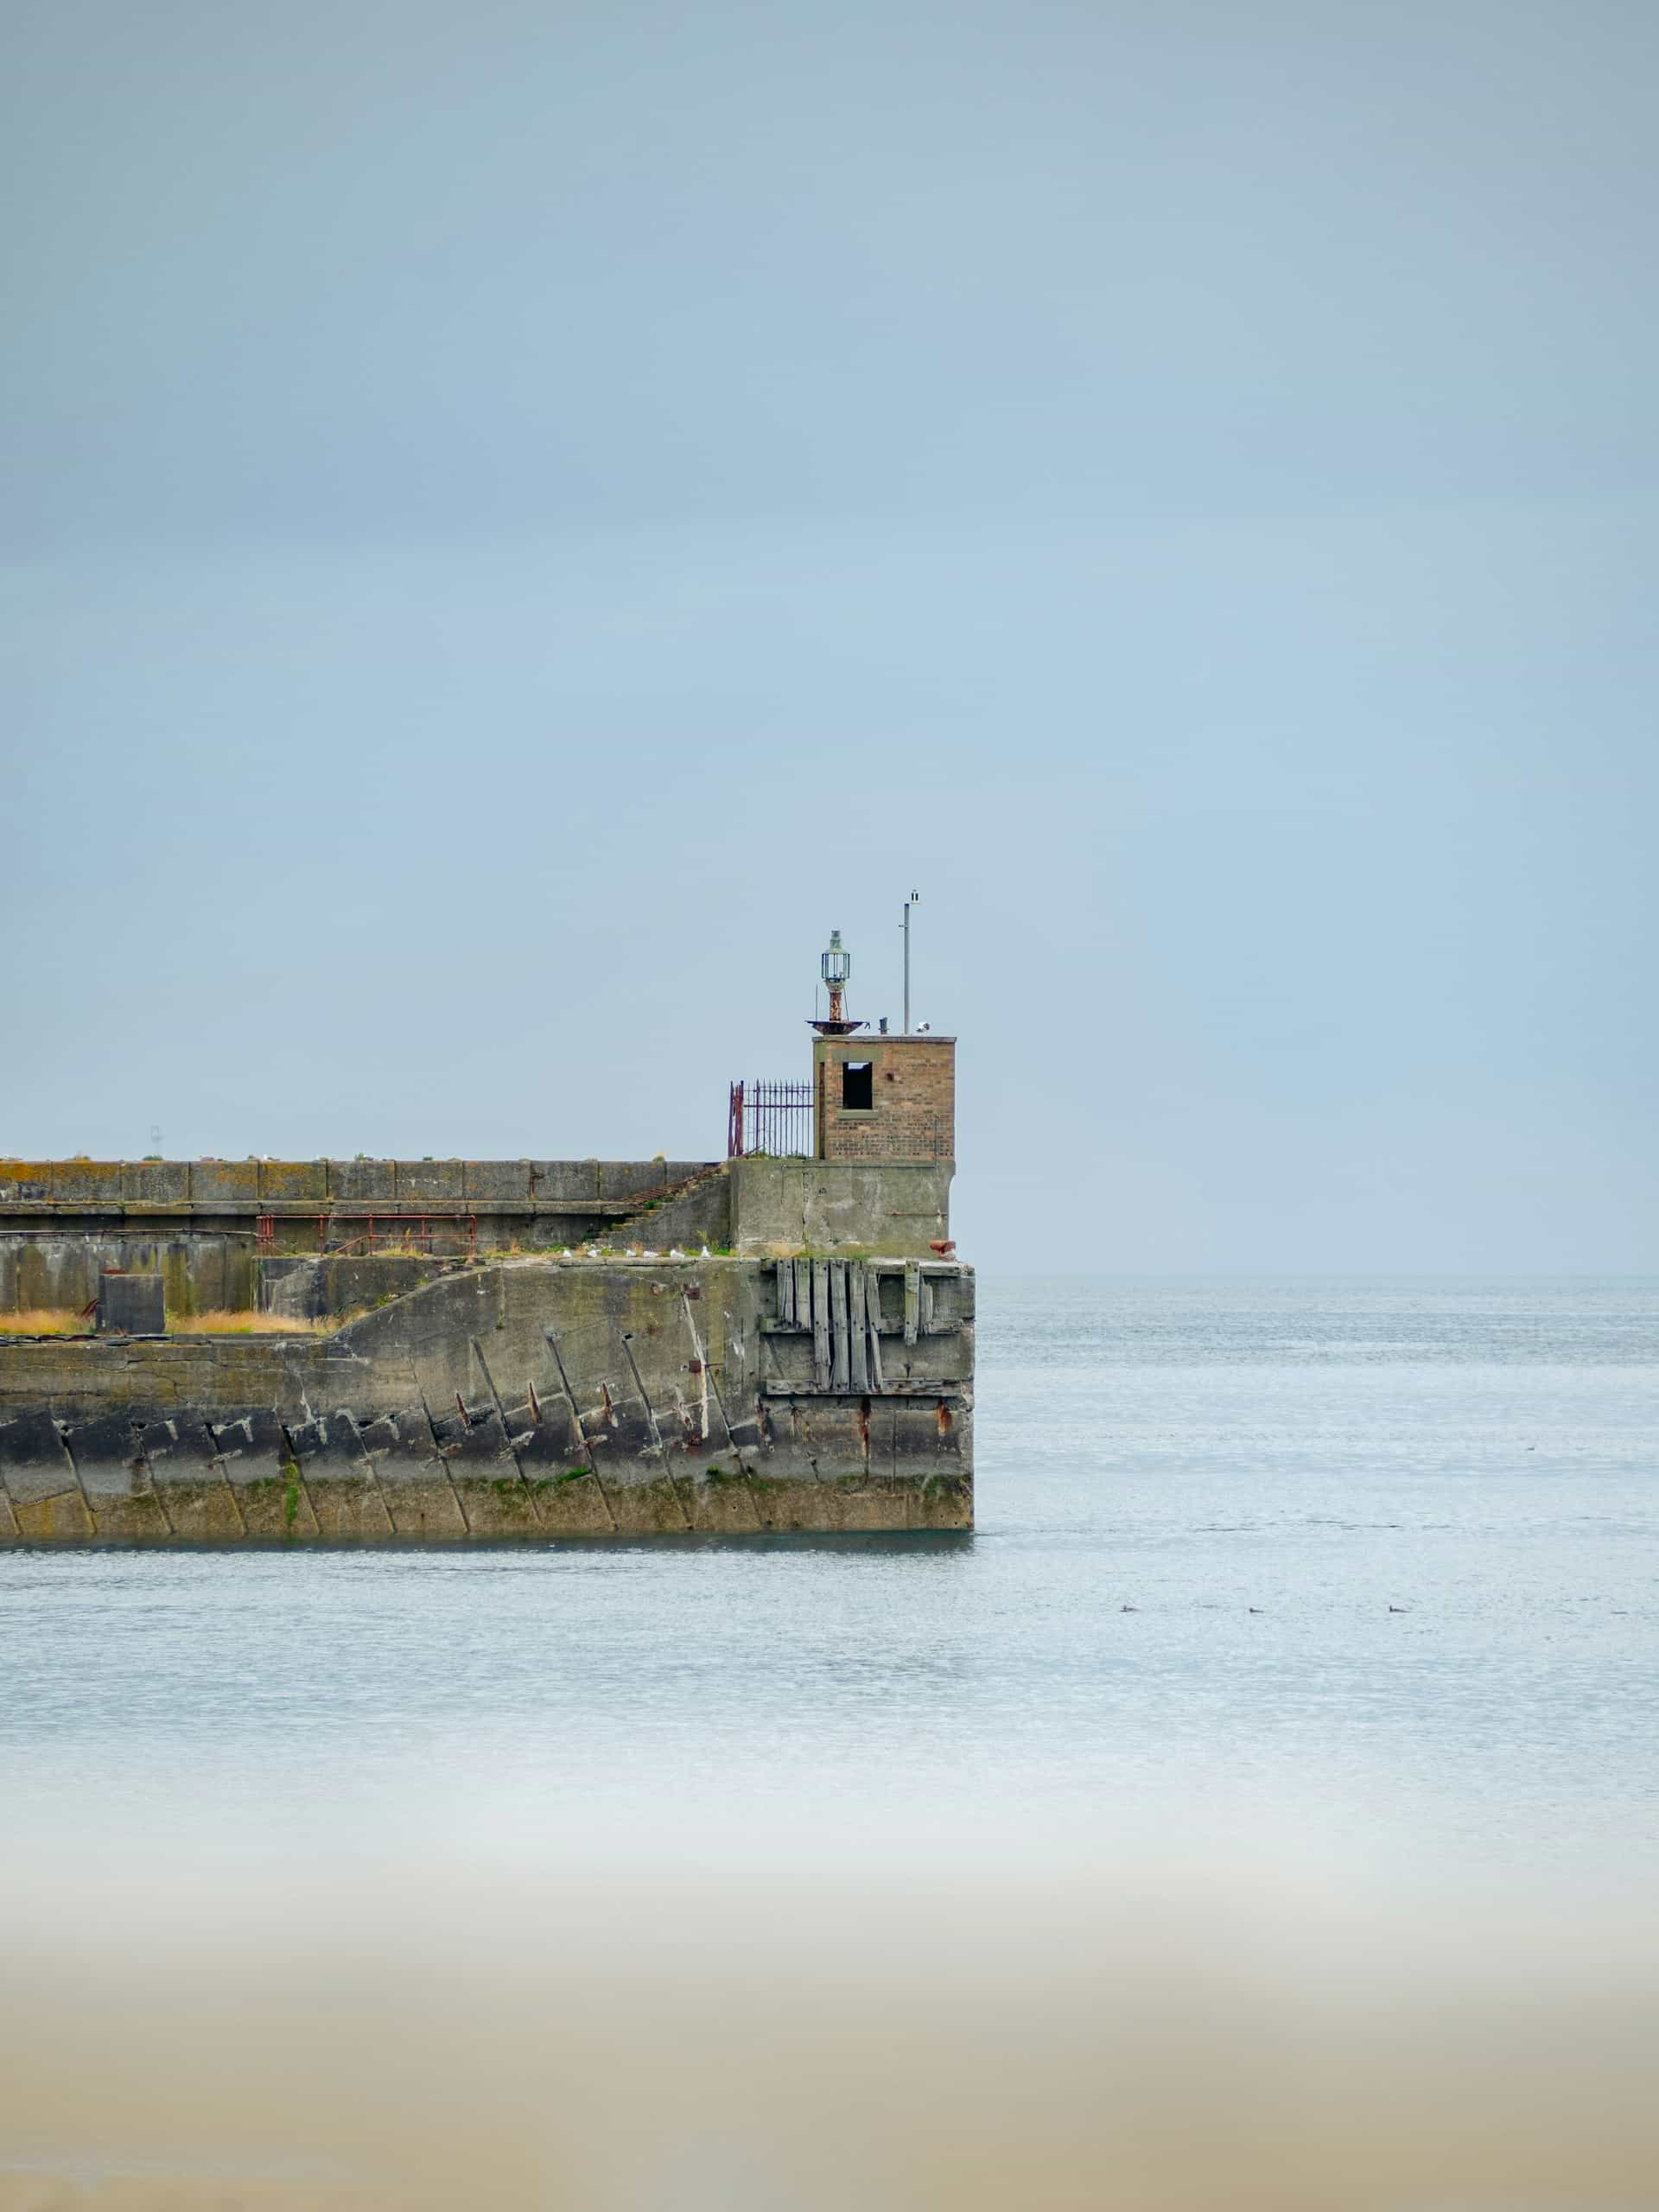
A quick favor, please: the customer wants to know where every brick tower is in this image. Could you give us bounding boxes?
[806,928,956,1163]
[813,1033,957,1162]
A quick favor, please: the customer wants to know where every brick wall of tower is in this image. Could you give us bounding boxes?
[814,1037,956,1163]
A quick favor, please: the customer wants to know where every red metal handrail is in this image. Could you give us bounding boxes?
[728,1079,813,1158]
[256,1212,477,1257]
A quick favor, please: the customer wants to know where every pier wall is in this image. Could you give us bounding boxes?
[0,1256,973,1543]
[728,1159,952,1255]
[0,1159,732,1318]
[0,1152,955,1317]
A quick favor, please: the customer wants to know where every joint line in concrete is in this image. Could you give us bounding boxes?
[207,1422,251,1540]
[470,1336,543,1527]
[416,1389,474,1535]
[540,1326,619,1533]
[619,1334,691,1531]
[276,1421,322,1541]
[56,1420,99,1539]
[679,1291,768,1528]
[132,1422,177,1539]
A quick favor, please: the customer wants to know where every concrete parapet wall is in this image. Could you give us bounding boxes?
[0,1160,734,1317]
[0,1231,261,1319]
[728,1160,953,1256]
[0,1155,955,1312]
[0,1256,973,1543]
[0,1159,715,1209]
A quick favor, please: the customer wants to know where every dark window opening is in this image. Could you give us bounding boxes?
[842,1060,874,1110]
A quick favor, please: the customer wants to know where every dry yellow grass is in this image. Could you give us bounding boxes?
[0,1308,93,1337]
[0,1308,332,1337]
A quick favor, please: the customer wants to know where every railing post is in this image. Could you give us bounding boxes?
[728,1077,814,1157]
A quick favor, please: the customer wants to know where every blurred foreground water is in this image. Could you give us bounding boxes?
[2,1279,1656,2207]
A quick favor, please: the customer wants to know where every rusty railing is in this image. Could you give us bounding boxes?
[256,1212,478,1257]
[728,1080,814,1159]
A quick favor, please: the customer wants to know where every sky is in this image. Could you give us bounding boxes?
[3,0,1655,1271]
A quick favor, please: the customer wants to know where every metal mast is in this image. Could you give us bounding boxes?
[902,891,918,1033]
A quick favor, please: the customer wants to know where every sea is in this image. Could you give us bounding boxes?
[2,1275,1654,1869]
[3,1278,1657,2208]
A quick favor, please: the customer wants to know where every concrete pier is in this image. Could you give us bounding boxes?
[0,1254,973,1542]
[0,982,971,1541]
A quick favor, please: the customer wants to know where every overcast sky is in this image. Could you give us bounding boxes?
[4,0,1655,1270]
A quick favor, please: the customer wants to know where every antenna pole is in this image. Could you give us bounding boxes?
[902,891,918,1033]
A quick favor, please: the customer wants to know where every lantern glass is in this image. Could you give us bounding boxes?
[821,930,852,987]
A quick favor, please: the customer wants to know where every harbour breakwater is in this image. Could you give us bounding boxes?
[0,1250,973,1544]
[0,1020,969,1541]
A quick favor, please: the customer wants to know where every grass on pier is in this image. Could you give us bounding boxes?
[0,1308,333,1338]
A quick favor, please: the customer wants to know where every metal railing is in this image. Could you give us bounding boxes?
[728,1080,814,1159]
[256,1212,479,1257]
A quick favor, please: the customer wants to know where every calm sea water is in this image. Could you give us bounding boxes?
[3,1278,1656,1869]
